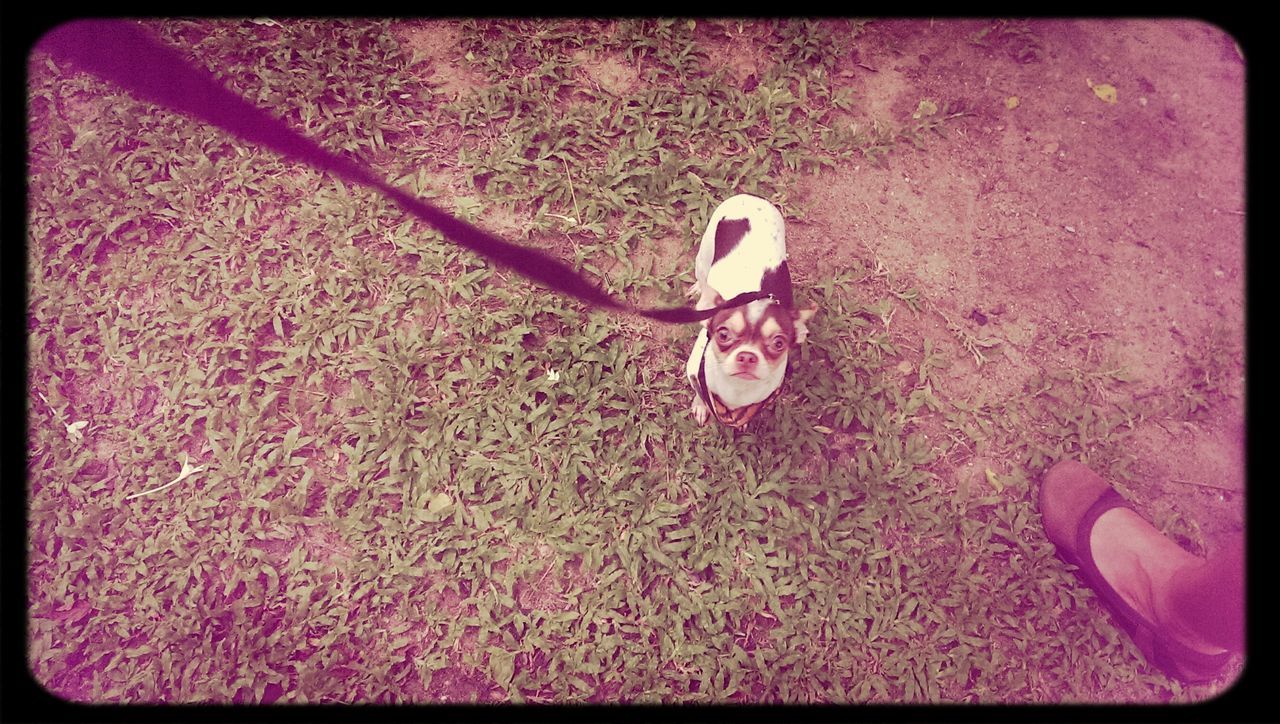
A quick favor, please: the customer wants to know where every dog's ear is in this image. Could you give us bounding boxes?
[793,305,817,345]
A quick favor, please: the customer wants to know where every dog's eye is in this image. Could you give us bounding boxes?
[770,336,788,352]
[715,327,734,344]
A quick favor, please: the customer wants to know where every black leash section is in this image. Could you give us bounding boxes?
[36,19,756,325]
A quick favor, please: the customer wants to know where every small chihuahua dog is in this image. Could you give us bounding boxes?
[685,194,815,428]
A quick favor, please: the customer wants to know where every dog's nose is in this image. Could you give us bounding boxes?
[736,351,758,367]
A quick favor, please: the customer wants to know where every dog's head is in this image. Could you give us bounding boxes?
[705,297,816,382]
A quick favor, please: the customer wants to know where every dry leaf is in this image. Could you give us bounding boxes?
[124,459,207,500]
[1087,78,1118,104]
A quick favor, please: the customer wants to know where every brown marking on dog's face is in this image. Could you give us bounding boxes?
[707,301,799,379]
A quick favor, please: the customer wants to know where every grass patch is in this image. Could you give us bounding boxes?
[26,18,1232,703]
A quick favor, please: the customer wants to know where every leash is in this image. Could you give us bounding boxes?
[36,19,770,325]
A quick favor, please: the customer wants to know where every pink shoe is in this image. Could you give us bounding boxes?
[1040,460,1230,683]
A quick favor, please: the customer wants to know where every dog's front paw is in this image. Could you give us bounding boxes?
[691,395,711,425]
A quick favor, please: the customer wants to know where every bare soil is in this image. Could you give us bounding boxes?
[791,18,1246,541]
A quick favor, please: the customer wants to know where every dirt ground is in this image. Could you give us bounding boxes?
[787,19,1246,538]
